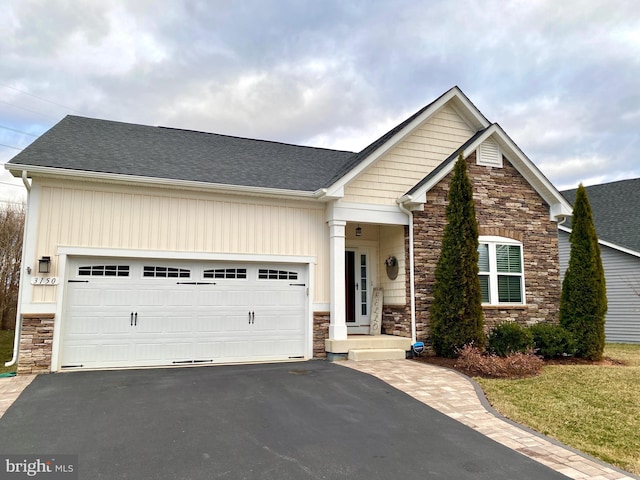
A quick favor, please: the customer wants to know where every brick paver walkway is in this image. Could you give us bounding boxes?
[0,374,35,419]
[341,359,637,480]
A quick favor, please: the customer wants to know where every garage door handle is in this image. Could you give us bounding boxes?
[130,312,133,326]
[134,312,138,326]
[248,311,255,324]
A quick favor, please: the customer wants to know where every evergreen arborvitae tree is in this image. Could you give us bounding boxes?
[560,184,607,360]
[430,154,485,357]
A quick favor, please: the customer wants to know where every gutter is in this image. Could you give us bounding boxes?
[6,164,320,201]
[5,171,30,368]
[397,197,417,344]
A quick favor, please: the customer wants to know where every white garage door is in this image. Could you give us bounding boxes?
[60,258,308,369]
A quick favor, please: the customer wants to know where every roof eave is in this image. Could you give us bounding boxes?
[559,225,640,258]
[6,164,320,201]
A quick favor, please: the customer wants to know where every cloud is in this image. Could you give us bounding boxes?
[1,0,639,201]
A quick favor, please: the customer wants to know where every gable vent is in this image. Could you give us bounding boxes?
[477,138,502,168]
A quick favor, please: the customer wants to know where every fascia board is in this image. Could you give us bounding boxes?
[558,225,640,259]
[7,163,319,201]
[492,125,573,218]
[324,87,491,198]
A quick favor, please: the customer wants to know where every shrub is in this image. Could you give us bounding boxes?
[529,323,576,359]
[560,184,607,360]
[488,322,533,357]
[455,344,543,379]
[430,154,485,358]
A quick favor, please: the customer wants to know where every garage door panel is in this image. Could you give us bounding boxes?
[68,288,103,307]
[136,316,165,334]
[197,290,224,306]
[62,259,308,369]
[167,290,194,306]
[137,290,165,307]
[194,315,224,333]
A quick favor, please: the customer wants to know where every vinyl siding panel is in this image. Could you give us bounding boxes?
[379,225,406,305]
[344,104,474,204]
[559,230,640,343]
[31,180,329,304]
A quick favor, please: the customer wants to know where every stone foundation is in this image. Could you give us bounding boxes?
[313,311,330,358]
[17,313,55,375]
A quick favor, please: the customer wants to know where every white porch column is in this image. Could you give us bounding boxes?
[328,219,348,340]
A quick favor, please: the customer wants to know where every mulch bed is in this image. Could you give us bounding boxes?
[413,354,625,379]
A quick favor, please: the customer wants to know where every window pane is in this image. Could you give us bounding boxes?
[478,244,489,272]
[498,275,522,303]
[496,245,522,273]
[479,275,490,303]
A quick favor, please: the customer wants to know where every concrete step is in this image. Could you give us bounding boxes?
[348,348,407,361]
[326,335,412,353]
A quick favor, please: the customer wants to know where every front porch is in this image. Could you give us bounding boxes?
[325,334,412,361]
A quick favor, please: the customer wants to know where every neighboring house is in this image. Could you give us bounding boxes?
[560,179,640,343]
[5,86,572,374]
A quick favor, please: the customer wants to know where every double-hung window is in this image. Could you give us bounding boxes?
[478,237,525,305]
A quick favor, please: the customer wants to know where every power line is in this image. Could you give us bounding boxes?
[0,143,22,151]
[0,125,39,137]
[0,100,60,120]
[0,83,80,114]
[0,181,24,188]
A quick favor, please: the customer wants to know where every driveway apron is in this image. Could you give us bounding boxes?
[0,361,569,480]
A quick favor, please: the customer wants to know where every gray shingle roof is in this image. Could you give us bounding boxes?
[8,115,355,192]
[561,178,640,253]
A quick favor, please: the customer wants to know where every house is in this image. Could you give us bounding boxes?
[560,179,640,343]
[5,86,572,374]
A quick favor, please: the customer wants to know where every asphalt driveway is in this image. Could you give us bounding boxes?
[0,361,568,480]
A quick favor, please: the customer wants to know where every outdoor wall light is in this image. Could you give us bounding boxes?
[38,256,51,274]
[355,225,362,237]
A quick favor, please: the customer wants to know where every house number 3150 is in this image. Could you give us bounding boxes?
[31,277,59,285]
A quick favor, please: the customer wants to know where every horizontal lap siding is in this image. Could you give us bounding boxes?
[344,105,474,204]
[33,181,328,303]
[559,230,640,343]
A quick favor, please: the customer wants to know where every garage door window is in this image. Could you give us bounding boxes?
[258,269,298,280]
[204,268,247,279]
[143,266,190,278]
[79,265,130,277]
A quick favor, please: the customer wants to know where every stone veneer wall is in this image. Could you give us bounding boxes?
[17,313,55,375]
[412,153,561,342]
[313,312,330,358]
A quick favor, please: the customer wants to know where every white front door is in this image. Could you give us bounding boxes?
[345,248,372,330]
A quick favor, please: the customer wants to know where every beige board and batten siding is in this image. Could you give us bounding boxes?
[344,104,475,205]
[32,179,329,304]
[379,225,406,305]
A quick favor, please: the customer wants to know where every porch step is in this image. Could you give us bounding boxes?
[348,348,407,361]
[325,335,412,353]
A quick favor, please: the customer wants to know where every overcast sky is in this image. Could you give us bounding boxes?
[1,0,639,204]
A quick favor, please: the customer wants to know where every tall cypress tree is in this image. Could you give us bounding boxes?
[430,154,485,357]
[560,184,607,360]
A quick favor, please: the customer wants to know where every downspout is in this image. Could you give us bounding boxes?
[397,198,417,344]
[5,171,31,368]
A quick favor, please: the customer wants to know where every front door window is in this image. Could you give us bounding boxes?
[345,249,371,327]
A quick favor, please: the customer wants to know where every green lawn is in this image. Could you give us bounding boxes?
[476,344,640,475]
[0,329,17,375]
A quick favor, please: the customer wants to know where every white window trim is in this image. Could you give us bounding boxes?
[479,236,526,306]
